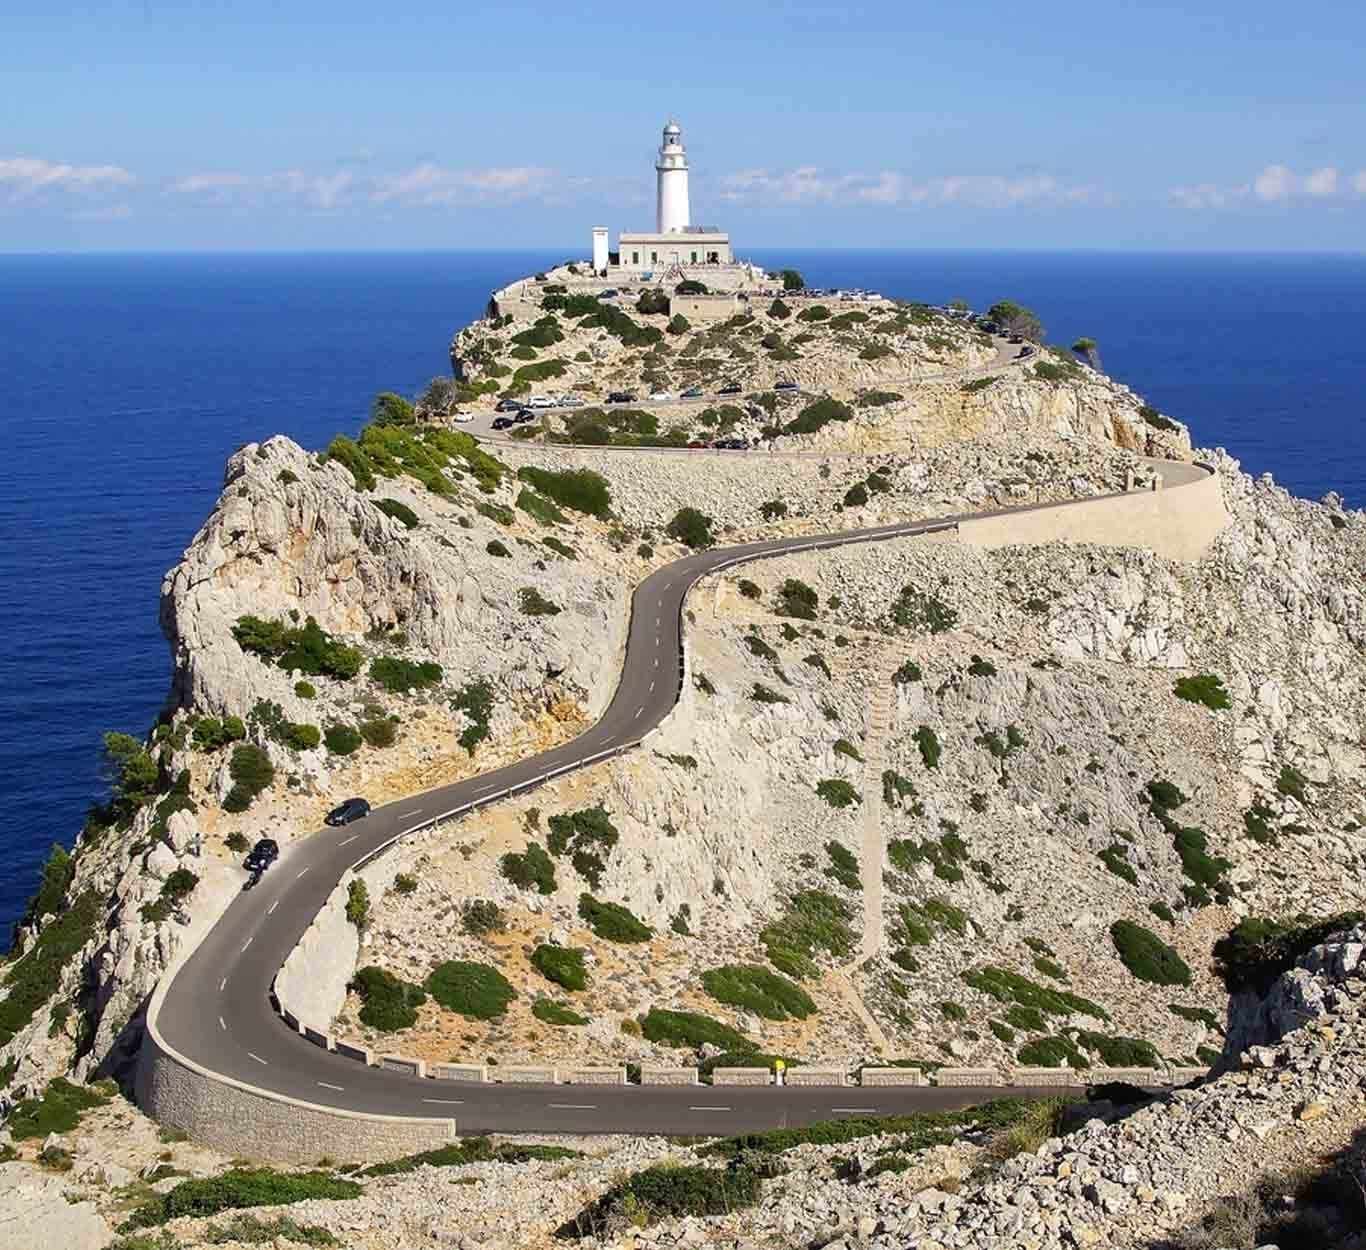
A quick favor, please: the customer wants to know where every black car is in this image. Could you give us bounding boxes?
[495,398,522,412]
[774,379,798,390]
[244,838,280,873]
[491,415,514,430]
[680,386,704,399]
[715,437,748,450]
[513,407,537,424]
[325,797,371,826]
[717,382,742,395]
[607,390,636,404]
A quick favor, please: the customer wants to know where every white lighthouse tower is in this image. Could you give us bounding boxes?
[655,119,690,234]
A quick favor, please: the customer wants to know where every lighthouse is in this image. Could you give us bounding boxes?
[655,119,690,234]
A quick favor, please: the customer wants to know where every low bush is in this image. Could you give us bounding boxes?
[843,482,869,507]
[192,715,247,751]
[1072,1030,1162,1068]
[370,655,443,694]
[751,683,789,704]
[968,654,997,678]
[6,1077,111,1141]
[782,397,851,437]
[233,614,363,681]
[518,587,561,616]
[962,965,1109,1020]
[547,805,619,890]
[562,1162,763,1238]
[701,964,815,1021]
[1213,910,1365,994]
[1098,842,1138,884]
[140,867,200,923]
[892,587,957,633]
[639,1007,751,1051]
[323,724,362,755]
[516,466,612,520]
[816,778,860,808]
[760,498,788,520]
[350,965,425,1030]
[579,893,651,943]
[1110,919,1192,986]
[531,943,587,992]
[760,889,853,978]
[775,578,818,619]
[533,998,589,1026]
[1138,404,1178,432]
[1174,673,1231,710]
[500,841,556,894]
[360,1138,577,1179]
[915,725,941,768]
[123,1169,362,1229]
[832,739,862,763]
[345,879,369,928]
[804,652,831,678]
[737,578,761,599]
[1276,763,1310,803]
[426,960,516,1019]
[392,872,417,895]
[282,722,321,750]
[222,743,274,812]
[486,538,510,557]
[666,506,714,549]
[359,716,396,748]
[293,680,316,699]
[796,304,830,322]
[461,898,504,935]
[1017,1035,1089,1069]
[375,498,419,529]
[451,680,493,753]
[856,389,902,407]
[892,659,922,684]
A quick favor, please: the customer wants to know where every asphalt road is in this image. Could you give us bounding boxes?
[154,459,1207,1136]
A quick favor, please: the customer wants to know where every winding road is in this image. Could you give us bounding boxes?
[152,459,1210,1138]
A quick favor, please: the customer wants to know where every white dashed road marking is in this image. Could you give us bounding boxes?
[219,978,227,992]
[549,1103,597,1110]
[317,1081,345,1092]
[402,809,423,817]
[831,1107,879,1114]
[634,706,644,719]
[218,1016,226,1031]
[247,1052,268,1066]
[689,1105,731,1112]
[240,937,252,952]
[267,900,279,915]
[422,1098,464,1106]
[296,867,309,879]
[339,836,358,846]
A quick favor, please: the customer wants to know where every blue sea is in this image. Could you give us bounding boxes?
[2,249,1364,931]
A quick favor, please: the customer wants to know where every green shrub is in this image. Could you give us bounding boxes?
[856,389,902,407]
[962,965,1108,1020]
[531,944,587,992]
[486,538,511,557]
[783,397,852,436]
[892,660,922,684]
[796,304,830,322]
[1139,404,1178,432]
[282,722,321,750]
[915,726,941,768]
[323,724,362,755]
[882,769,916,807]
[1169,1003,1221,1029]
[20,845,76,928]
[359,717,396,748]
[452,680,494,753]
[701,963,815,1021]
[514,487,563,526]
[293,680,316,699]
[324,434,377,490]
[515,466,612,519]
[392,872,417,895]
[360,1138,577,1179]
[140,868,200,923]
[370,655,443,694]
[222,743,274,812]
[6,1077,111,1141]
[233,615,363,681]
[1276,764,1310,803]
[547,806,619,890]
[804,652,831,678]
[737,578,761,599]
[666,506,714,549]
[1098,843,1138,884]
[760,890,853,978]
[892,587,957,633]
[1072,1030,1162,1068]
[579,893,651,943]
[543,535,576,559]
[666,313,690,335]
[1110,919,1192,986]
[426,960,516,1019]
[639,1008,750,1051]
[1017,1035,1089,1068]
[350,965,425,1030]
[843,482,869,507]
[192,715,247,751]
[123,1169,362,1229]
[1149,900,1176,924]
[461,899,505,935]
[201,1212,339,1245]
[751,683,789,704]
[533,998,589,1026]
[563,1162,763,1238]
[760,499,788,520]
[345,879,369,928]
[775,578,818,619]
[500,842,556,894]
[1213,910,1365,994]
[375,498,419,529]
[477,501,514,526]
[636,287,671,315]
[816,778,860,808]
[968,654,996,678]
[1174,673,1231,710]
[518,587,561,616]
[832,739,862,763]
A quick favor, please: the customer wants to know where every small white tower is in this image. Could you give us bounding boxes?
[655,119,690,234]
[591,226,609,274]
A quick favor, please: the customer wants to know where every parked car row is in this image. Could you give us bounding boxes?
[684,437,751,450]
[240,796,370,889]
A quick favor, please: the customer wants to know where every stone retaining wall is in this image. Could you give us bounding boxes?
[935,1067,1005,1087]
[562,1066,628,1084]
[1013,1067,1083,1088]
[859,1067,928,1087]
[712,1067,773,1086]
[784,1068,847,1087]
[495,1065,558,1083]
[641,1066,699,1085]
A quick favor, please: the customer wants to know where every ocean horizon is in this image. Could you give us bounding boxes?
[2,247,1363,930]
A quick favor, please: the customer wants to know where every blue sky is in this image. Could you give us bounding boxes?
[4,0,1365,251]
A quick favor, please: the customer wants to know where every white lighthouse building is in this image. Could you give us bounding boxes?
[655,119,690,233]
[605,119,733,279]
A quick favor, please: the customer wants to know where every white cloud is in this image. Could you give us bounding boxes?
[371,163,553,205]
[1170,183,1242,211]
[1253,164,1296,201]
[719,167,1092,208]
[0,156,134,200]
[1355,171,1366,195]
[170,169,352,209]
[1304,166,1339,196]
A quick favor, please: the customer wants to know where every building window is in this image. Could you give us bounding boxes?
[631,252,639,265]
[691,251,697,262]
[650,251,657,263]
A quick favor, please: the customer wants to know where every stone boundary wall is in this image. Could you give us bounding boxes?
[958,462,1229,564]
[273,872,359,1031]
[860,1067,929,1087]
[136,953,455,1164]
